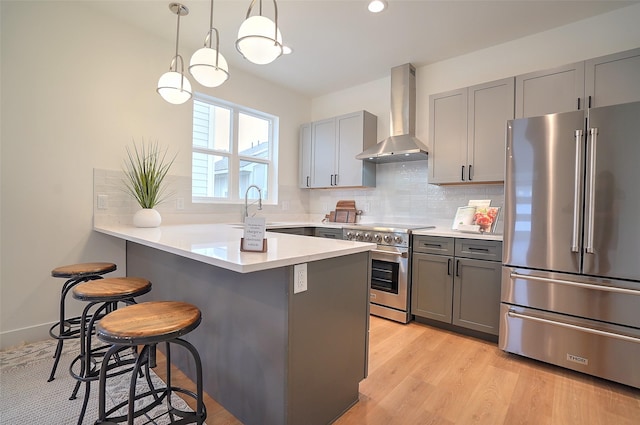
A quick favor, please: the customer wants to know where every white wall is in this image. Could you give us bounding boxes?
[308,3,640,225]
[0,1,310,348]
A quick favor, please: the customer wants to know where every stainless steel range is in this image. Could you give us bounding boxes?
[343,223,434,323]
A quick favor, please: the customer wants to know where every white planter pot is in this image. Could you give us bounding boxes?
[133,208,162,228]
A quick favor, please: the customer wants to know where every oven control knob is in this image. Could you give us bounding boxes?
[383,234,393,243]
[363,233,372,241]
[355,232,363,241]
[345,231,353,240]
[394,236,404,244]
[373,234,382,243]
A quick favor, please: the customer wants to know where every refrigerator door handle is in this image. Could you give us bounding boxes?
[585,127,598,254]
[510,271,640,296]
[507,310,640,344]
[571,129,583,253]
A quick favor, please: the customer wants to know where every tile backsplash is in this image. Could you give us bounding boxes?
[306,161,504,231]
[94,161,504,232]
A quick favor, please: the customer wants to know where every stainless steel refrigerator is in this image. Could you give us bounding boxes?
[501,101,640,388]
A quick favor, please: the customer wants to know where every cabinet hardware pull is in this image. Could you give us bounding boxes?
[334,174,338,186]
[468,247,489,252]
[507,310,640,344]
[447,258,452,276]
[306,176,310,187]
[588,95,592,108]
[461,165,465,181]
[455,259,460,277]
[423,243,443,248]
[468,165,473,181]
[577,97,581,110]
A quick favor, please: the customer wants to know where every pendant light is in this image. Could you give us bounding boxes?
[157,3,192,104]
[189,0,229,87]
[236,0,283,65]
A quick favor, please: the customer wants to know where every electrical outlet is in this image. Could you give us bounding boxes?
[176,197,185,210]
[97,194,108,210]
[282,200,290,211]
[294,263,307,294]
[364,202,371,213]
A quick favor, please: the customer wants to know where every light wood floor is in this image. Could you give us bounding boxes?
[155,315,640,425]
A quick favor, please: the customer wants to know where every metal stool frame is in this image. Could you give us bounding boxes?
[69,299,141,425]
[95,339,205,425]
[48,265,116,382]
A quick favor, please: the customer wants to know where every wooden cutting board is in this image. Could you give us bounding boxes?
[336,200,357,211]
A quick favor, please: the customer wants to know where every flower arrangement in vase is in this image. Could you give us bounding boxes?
[122,139,176,227]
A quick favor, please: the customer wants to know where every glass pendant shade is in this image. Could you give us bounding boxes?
[157,70,192,104]
[236,15,283,65]
[189,47,229,87]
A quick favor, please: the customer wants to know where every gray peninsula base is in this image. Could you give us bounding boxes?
[126,241,370,425]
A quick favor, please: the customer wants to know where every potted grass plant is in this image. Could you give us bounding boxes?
[123,139,176,227]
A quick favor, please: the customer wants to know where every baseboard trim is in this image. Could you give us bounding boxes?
[0,322,54,351]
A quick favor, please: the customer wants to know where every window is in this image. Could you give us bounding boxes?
[192,94,278,204]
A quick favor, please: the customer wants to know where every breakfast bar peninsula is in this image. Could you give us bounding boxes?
[94,223,374,425]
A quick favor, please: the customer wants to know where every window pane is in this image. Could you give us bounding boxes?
[239,161,268,199]
[238,113,269,159]
[193,100,231,152]
[192,152,229,198]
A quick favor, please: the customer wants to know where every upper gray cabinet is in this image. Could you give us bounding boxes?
[429,77,514,184]
[516,47,640,118]
[515,62,584,118]
[299,123,312,188]
[299,111,377,189]
[585,48,640,108]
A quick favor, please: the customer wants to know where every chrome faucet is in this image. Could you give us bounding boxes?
[244,185,263,219]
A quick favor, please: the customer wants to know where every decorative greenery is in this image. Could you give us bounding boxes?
[122,139,176,209]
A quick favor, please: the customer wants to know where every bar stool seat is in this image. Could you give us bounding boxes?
[95,301,206,425]
[69,277,152,425]
[48,262,117,382]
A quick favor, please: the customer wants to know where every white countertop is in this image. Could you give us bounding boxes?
[412,226,503,241]
[94,223,374,273]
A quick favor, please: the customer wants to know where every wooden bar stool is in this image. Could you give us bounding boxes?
[48,262,117,382]
[95,301,206,425]
[69,277,152,425]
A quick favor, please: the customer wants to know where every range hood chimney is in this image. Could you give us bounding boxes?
[356,63,429,163]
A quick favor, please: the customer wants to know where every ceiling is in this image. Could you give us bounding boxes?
[86,0,638,97]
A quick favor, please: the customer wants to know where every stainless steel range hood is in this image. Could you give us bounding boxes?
[356,63,428,163]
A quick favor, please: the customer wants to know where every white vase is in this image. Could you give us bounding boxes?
[133,208,162,228]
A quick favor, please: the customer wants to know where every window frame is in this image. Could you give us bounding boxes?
[192,93,279,205]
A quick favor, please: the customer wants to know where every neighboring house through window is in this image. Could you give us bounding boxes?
[192,94,278,205]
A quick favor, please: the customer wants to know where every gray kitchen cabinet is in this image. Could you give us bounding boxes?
[311,117,336,188]
[515,47,640,118]
[429,77,514,184]
[301,111,377,189]
[411,235,502,336]
[299,123,312,188]
[585,48,640,108]
[515,61,585,118]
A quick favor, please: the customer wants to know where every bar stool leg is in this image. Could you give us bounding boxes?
[48,274,102,381]
[48,276,81,381]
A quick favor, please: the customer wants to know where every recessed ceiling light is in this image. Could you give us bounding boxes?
[368,0,387,13]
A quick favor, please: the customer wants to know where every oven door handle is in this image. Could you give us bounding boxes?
[371,249,408,259]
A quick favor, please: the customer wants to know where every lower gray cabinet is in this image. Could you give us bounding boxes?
[411,235,502,336]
